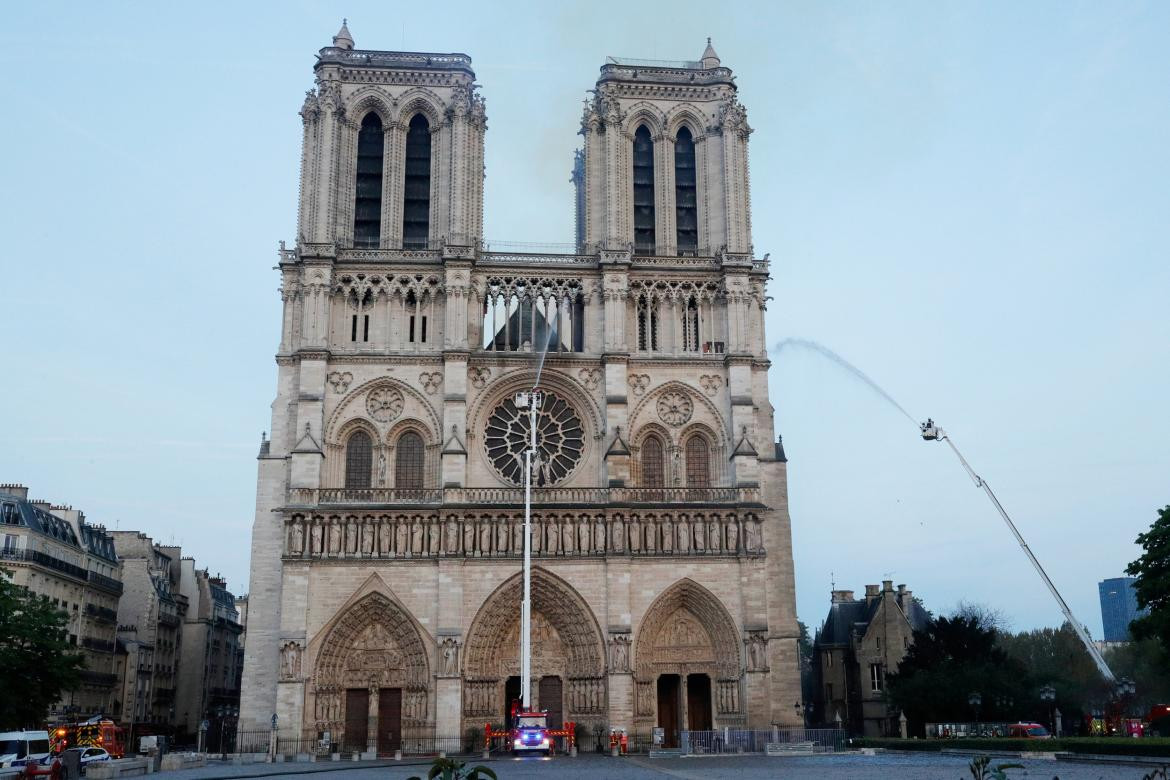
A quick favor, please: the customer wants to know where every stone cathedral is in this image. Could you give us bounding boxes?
[239,23,802,752]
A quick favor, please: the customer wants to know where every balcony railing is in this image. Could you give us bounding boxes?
[79,670,118,687]
[84,603,119,623]
[0,548,88,581]
[289,486,761,508]
[87,570,124,596]
[82,636,117,654]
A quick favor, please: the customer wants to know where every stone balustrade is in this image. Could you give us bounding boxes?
[288,485,762,508]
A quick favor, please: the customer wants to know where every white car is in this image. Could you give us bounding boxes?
[61,747,111,774]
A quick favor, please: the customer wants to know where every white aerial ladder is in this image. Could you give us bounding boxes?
[919,419,1118,684]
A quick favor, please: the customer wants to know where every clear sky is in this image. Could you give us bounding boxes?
[2,2,1167,639]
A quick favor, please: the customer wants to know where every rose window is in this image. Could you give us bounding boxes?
[484,391,584,486]
[366,386,404,423]
[657,391,694,427]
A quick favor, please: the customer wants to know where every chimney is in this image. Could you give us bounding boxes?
[1,484,29,500]
[882,580,894,593]
[32,500,52,513]
[864,584,880,605]
[831,590,855,604]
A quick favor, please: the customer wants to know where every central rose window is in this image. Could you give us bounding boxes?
[484,391,585,486]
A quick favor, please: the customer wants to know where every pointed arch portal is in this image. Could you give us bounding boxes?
[462,568,606,726]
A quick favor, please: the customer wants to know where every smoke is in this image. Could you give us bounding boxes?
[772,338,917,426]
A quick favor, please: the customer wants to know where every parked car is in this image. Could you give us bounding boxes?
[0,730,52,769]
[1007,723,1052,739]
[60,747,110,774]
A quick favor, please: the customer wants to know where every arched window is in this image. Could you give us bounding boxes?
[633,125,656,254]
[344,430,373,490]
[354,113,384,248]
[674,126,697,253]
[402,114,432,249]
[682,296,700,352]
[641,435,665,488]
[395,431,425,490]
[685,435,710,487]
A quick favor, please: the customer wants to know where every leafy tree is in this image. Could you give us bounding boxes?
[999,623,1109,730]
[0,568,85,727]
[1104,638,1170,715]
[1127,505,1170,652]
[886,614,1029,736]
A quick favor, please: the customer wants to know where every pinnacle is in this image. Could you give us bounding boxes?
[701,37,720,67]
[333,18,354,50]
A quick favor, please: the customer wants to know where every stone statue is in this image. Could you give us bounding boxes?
[611,517,625,553]
[479,521,492,556]
[708,518,722,551]
[310,519,323,555]
[660,517,673,552]
[378,519,392,556]
[545,521,558,555]
[378,451,387,486]
[410,518,423,554]
[429,518,441,554]
[561,517,575,554]
[745,517,762,552]
[496,520,509,553]
[627,517,640,553]
[610,635,630,672]
[445,517,459,554]
[726,518,739,553]
[346,518,359,554]
[361,519,374,555]
[593,516,606,553]
[395,519,408,555]
[464,520,477,556]
[440,638,459,676]
[693,518,705,552]
[578,517,590,553]
[328,518,341,554]
[747,633,767,671]
[676,516,690,553]
[290,519,305,555]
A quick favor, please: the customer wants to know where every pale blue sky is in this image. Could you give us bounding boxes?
[2,2,1167,638]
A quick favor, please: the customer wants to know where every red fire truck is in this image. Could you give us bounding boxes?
[485,700,575,757]
[50,720,125,759]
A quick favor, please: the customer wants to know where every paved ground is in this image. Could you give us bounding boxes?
[158,752,1167,780]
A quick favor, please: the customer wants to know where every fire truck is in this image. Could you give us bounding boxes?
[485,700,575,757]
[50,719,125,759]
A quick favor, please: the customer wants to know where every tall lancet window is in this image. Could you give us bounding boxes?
[674,126,698,253]
[344,430,373,490]
[354,113,384,248]
[641,435,665,488]
[395,431,425,490]
[632,125,656,254]
[402,114,432,249]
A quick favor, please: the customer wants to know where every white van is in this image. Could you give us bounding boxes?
[0,730,51,768]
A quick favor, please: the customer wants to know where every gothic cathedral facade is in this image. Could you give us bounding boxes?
[239,24,802,750]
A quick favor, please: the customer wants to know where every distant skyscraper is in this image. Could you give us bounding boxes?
[1098,577,1146,641]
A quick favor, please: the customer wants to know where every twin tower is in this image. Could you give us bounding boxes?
[240,22,801,751]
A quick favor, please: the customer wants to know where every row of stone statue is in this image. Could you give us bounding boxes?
[311,688,429,723]
[285,512,765,558]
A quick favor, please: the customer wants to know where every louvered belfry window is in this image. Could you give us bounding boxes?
[395,431,425,490]
[633,125,656,254]
[685,435,710,487]
[641,435,665,488]
[345,430,373,489]
[675,126,698,253]
[354,113,384,248]
[402,114,432,249]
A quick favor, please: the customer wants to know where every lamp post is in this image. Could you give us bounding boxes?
[1116,678,1136,733]
[1039,684,1056,736]
[968,692,982,734]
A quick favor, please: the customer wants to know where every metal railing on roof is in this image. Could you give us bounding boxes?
[606,56,703,69]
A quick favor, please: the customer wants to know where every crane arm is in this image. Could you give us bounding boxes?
[920,421,1116,683]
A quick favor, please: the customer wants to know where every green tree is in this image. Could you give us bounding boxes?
[886,614,1029,736]
[0,568,85,727]
[1104,638,1170,717]
[999,623,1109,729]
[1127,505,1170,652]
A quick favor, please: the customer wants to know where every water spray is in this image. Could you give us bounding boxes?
[919,419,1116,683]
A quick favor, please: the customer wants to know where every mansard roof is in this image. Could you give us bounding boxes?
[0,490,80,548]
[814,588,929,648]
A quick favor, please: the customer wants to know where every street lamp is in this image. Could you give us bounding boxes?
[1039,684,1056,736]
[968,692,982,732]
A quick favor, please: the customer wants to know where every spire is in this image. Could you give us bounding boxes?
[701,37,720,68]
[333,18,354,50]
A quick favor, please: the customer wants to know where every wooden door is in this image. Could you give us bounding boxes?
[344,688,369,752]
[539,676,563,729]
[686,674,712,731]
[377,688,402,754]
[656,674,680,748]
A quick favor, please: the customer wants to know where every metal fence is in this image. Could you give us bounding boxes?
[236,729,470,758]
[674,728,845,755]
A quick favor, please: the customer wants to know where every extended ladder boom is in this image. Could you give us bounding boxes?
[920,421,1116,683]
